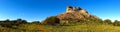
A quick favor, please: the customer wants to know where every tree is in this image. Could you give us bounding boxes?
[5,19,10,22]
[21,20,27,24]
[32,21,40,24]
[113,20,120,26]
[103,19,112,24]
[16,19,27,24]
[17,18,22,21]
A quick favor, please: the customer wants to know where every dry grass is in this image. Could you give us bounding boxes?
[41,24,120,32]
[1,24,120,32]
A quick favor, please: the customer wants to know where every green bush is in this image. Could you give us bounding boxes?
[0,19,28,28]
[41,16,60,25]
[113,20,120,26]
[31,21,40,24]
[103,19,112,24]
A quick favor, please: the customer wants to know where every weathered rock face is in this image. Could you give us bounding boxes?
[66,6,89,15]
[78,7,88,14]
[57,12,84,24]
[57,6,99,24]
[58,12,83,21]
[66,6,76,13]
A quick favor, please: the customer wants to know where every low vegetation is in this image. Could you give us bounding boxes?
[0,16,120,32]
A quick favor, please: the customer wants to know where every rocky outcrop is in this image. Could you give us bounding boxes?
[57,6,99,24]
[42,6,101,25]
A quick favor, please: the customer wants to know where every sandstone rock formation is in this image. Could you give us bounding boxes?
[42,6,101,25]
[57,6,99,24]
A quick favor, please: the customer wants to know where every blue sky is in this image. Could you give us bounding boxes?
[0,0,120,22]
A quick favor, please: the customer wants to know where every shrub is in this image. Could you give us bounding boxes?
[113,20,120,26]
[31,21,40,24]
[0,19,28,28]
[41,16,60,25]
[103,19,112,24]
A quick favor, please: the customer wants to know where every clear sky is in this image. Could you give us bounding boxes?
[0,0,120,22]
